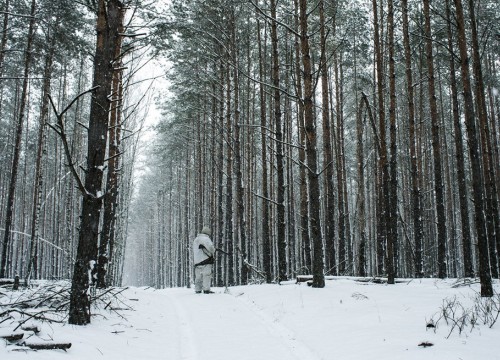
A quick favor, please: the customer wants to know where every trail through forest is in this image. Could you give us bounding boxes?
[165,288,320,360]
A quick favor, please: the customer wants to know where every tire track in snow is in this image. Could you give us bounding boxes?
[232,292,323,360]
[167,293,199,360]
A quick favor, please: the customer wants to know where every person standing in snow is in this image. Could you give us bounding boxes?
[193,226,215,294]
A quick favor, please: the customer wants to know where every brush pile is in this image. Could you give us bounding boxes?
[0,280,131,352]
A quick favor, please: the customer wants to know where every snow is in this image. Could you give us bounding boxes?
[1,278,499,359]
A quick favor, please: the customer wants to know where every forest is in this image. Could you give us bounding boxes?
[0,0,499,325]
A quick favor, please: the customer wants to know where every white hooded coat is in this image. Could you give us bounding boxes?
[193,233,215,265]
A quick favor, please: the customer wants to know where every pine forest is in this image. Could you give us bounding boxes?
[0,0,499,325]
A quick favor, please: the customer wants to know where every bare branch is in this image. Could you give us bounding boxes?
[48,93,92,197]
[0,11,39,20]
[247,0,301,37]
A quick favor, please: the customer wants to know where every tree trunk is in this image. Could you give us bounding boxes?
[299,0,324,288]
[257,11,271,283]
[423,0,447,279]
[334,53,347,275]
[372,0,389,278]
[467,0,500,279]
[0,0,9,118]
[444,0,473,278]
[270,0,287,282]
[99,26,124,288]
[320,0,336,276]
[0,0,8,76]
[402,0,424,278]
[294,0,311,273]
[357,95,368,277]
[26,29,57,283]
[68,0,125,325]
[225,43,234,286]
[387,0,397,284]
[231,9,247,285]
[486,55,500,276]
[0,0,36,279]
[338,59,353,275]
[453,0,493,296]
[216,58,225,287]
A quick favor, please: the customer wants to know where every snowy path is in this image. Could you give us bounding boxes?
[2,279,499,360]
[164,288,322,360]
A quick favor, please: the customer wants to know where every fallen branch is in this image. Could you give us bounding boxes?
[0,279,15,286]
[296,275,312,283]
[20,341,72,351]
[451,278,479,288]
[236,247,267,280]
[355,277,388,284]
[418,341,434,348]
[0,315,13,325]
[0,333,24,342]
[13,309,65,331]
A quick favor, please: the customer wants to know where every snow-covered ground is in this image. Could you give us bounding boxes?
[1,278,499,359]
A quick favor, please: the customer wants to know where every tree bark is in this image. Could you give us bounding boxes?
[0,0,36,279]
[0,0,9,118]
[387,0,397,284]
[68,0,125,325]
[0,0,9,77]
[467,0,500,279]
[319,0,336,276]
[444,0,473,278]
[225,38,234,286]
[486,55,500,275]
[231,9,247,285]
[99,37,124,288]
[299,0,324,288]
[257,10,271,283]
[423,0,447,279]
[357,95,368,277]
[372,0,389,277]
[294,0,311,273]
[334,53,346,275]
[216,58,225,287]
[453,0,493,296]
[26,27,58,283]
[270,0,287,283]
[402,0,424,278]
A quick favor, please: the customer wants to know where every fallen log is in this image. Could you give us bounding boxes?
[295,275,337,283]
[296,275,313,283]
[21,342,72,351]
[355,277,387,284]
[0,333,24,342]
